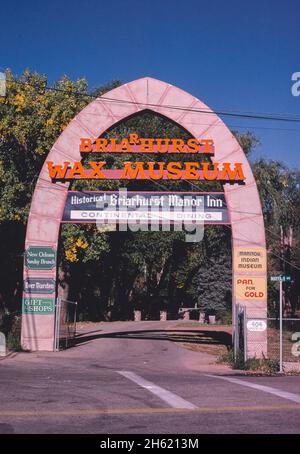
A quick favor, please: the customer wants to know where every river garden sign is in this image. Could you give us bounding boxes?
[21,77,267,356]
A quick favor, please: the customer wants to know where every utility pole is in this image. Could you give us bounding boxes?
[279,279,283,373]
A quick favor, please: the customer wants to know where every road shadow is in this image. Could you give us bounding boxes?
[73,328,232,350]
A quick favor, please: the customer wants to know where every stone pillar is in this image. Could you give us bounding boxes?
[209,315,216,325]
[134,310,141,321]
[183,311,190,321]
[21,182,67,352]
[160,311,167,321]
[0,332,6,357]
[199,312,205,324]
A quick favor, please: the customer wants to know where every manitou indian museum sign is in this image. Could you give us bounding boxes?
[21,77,267,356]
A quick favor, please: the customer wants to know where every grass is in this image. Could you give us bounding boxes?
[218,350,280,374]
[173,321,299,374]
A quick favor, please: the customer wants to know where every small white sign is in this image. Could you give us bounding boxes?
[70,210,222,222]
[247,320,267,332]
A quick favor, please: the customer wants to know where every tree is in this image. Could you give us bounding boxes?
[0,69,119,311]
[252,160,300,316]
[1,69,299,322]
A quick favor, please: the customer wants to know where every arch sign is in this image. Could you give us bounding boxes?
[21,77,267,357]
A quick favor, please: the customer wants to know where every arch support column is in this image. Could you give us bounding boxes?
[22,181,68,351]
[228,184,267,358]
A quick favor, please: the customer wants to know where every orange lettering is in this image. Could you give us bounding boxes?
[47,161,69,179]
[202,162,219,180]
[89,161,106,178]
[121,162,146,179]
[166,162,182,180]
[80,138,92,152]
[94,138,108,152]
[201,139,214,154]
[148,162,164,180]
[171,139,184,153]
[140,139,154,152]
[220,163,245,181]
[185,162,199,179]
[69,162,86,179]
[187,138,200,153]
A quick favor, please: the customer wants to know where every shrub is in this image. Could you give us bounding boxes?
[219,349,280,374]
[0,313,22,352]
[217,310,232,325]
[218,350,244,369]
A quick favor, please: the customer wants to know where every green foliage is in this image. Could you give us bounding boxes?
[234,131,260,156]
[217,310,232,325]
[252,159,300,316]
[0,313,21,351]
[219,349,280,373]
[196,227,232,314]
[219,349,244,369]
[0,69,122,312]
[6,316,22,351]
[253,159,299,230]
[0,69,90,223]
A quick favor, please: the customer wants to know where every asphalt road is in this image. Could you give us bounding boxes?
[0,321,300,434]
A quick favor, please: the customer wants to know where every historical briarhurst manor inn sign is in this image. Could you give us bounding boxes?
[21,77,267,356]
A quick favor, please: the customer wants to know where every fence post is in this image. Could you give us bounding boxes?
[54,298,77,351]
[54,297,60,352]
[243,307,247,362]
[234,304,238,357]
[74,302,77,342]
[280,280,283,373]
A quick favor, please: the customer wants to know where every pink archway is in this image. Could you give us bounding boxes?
[21,77,267,356]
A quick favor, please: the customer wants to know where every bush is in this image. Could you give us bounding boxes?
[0,313,22,352]
[219,349,280,374]
[6,316,21,351]
[259,358,280,374]
[217,310,232,325]
[244,357,261,371]
[219,350,245,369]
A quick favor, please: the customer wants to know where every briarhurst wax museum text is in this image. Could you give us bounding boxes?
[46,134,246,182]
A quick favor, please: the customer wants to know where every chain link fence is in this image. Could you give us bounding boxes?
[267,318,300,363]
[244,315,300,365]
[54,298,77,351]
[234,304,300,368]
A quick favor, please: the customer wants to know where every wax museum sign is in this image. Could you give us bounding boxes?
[46,134,246,182]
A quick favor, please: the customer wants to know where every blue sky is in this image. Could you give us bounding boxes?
[1,0,300,167]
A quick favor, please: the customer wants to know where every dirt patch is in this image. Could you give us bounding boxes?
[171,322,232,357]
[174,322,232,333]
